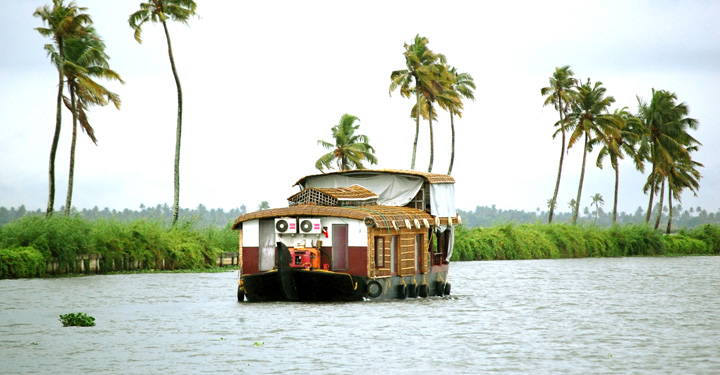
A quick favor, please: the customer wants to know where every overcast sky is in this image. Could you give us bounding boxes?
[1,0,718,217]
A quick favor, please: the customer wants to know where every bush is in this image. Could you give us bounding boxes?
[688,224,720,254]
[0,246,46,278]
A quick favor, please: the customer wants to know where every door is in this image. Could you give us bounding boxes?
[332,224,348,270]
[259,219,276,271]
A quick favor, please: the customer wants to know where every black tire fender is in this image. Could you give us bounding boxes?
[397,284,408,300]
[237,285,245,302]
[366,280,383,298]
[444,282,451,296]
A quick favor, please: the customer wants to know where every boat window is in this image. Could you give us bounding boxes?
[390,236,398,274]
[332,224,348,270]
[415,234,423,272]
[374,237,385,268]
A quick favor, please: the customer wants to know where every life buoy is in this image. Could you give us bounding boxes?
[366,280,383,298]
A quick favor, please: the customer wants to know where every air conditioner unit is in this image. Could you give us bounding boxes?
[275,217,297,234]
[298,218,322,234]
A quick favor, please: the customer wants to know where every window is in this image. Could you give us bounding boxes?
[374,237,385,268]
[415,234,423,272]
[390,236,398,274]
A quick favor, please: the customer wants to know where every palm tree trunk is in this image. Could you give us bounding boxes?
[612,162,619,224]
[163,21,183,226]
[427,103,434,173]
[573,134,588,225]
[654,179,665,229]
[549,119,566,224]
[645,155,656,223]
[411,82,420,170]
[666,186,673,234]
[65,85,78,216]
[47,42,64,218]
[448,113,455,175]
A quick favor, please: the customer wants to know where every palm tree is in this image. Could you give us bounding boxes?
[568,199,577,221]
[257,201,270,211]
[34,0,92,217]
[316,114,378,172]
[441,66,474,175]
[129,0,197,226]
[590,193,604,224]
[666,148,702,233]
[566,79,620,225]
[390,35,446,170]
[61,29,123,215]
[541,66,577,223]
[591,107,644,224]
[420,63,455,173]
[637,89,700,226]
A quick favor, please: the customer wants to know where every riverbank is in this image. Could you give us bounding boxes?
[1,216,719,278]
[0,216,237,278]
[451,223,720,261]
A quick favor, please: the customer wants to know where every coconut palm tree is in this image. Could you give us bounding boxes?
[60,29,123,215]
[390,35,446,170]
[420,63,456,173]
[129,0,197,225]
[34,0,92,217]
[590,193,604,224]
[316,114,378,172]
[637,89,700,226]
[591,107,644,224]
[541,66,577,223]
[441,66,474,175]
[665,147,702,233]
[566,79,620,225]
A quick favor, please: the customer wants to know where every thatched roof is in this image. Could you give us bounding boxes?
[294,169,455,187]
[232,204,457,230]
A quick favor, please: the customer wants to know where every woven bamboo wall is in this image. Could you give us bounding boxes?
[368,227,427,277]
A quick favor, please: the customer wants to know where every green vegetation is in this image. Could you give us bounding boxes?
[315,114,378,172]
[0,215,237,279]
[451,223,720,261]
[59,312,95,327]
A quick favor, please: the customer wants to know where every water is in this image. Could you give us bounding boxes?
[1,256,719,374]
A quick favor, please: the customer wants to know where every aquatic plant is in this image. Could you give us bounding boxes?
[59,312,95,327]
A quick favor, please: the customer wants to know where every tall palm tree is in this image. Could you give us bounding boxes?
[441,66,474,175]
[637,89,700,226]
[34,0,92,217]
[590,193,604,224]
[541,66,577,223]
[316,114,378,172]
[591,107,644,224]
[61,29,123,215]
[665,147,702,233]
[390,35,446,170]
[566,79,620,225]
[420,63,455,173]
[129,0,197,225]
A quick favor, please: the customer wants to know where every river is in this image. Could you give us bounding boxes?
[1,256,719,374]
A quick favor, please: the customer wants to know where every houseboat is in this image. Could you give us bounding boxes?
[232,169,459,302]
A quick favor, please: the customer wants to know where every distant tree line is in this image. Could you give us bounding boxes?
[458,204,719,230]
[0,204,246,228]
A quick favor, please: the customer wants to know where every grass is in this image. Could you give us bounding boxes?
[0,215,238,278]
[451,223,719,261]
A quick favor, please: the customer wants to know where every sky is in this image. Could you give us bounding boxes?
[1,0,719,217]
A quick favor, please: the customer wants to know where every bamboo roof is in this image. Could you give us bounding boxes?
[294,169,455,187]
[287,185,378,203]
[232,204,457,230]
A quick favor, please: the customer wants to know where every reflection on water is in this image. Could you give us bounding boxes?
[1,257,719,374]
